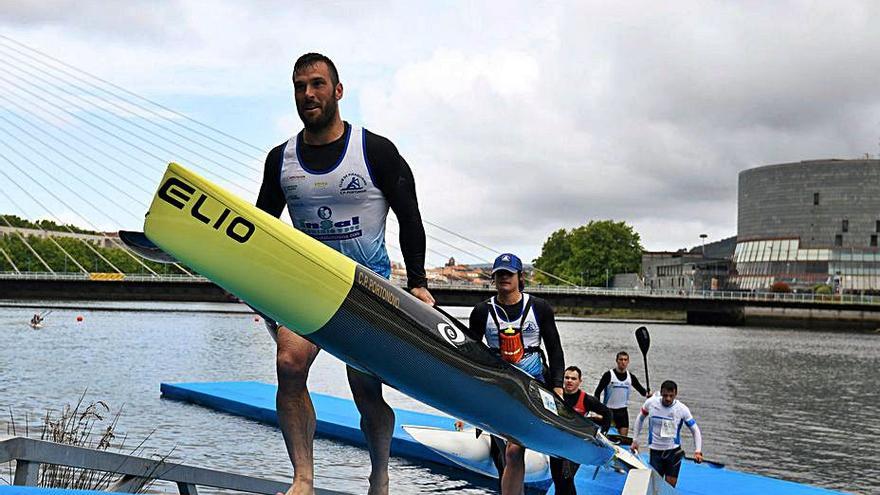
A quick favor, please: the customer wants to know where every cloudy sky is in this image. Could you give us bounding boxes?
[2,1,880,266]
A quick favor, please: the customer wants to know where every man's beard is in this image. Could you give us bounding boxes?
[298,98,338,133]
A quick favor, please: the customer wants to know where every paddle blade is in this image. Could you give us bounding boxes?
[635,326,650,354]
[687,456,725,469]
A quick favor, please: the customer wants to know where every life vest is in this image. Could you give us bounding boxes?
[572,390,588,416]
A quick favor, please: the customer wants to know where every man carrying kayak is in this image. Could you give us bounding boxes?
[255,52,434,495]
[466,253,564,495]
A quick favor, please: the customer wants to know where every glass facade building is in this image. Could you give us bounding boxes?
[733,159,880,292]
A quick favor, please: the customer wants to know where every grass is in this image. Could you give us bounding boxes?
[554,306,686,320]
[4,391,172,491]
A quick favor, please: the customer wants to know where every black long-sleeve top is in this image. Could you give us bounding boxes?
[255,122,427,289]
[594,369,648,403]
[466,295,565,388]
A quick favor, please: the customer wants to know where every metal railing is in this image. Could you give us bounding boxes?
[0,272,207,283]
[0,437,346,494]
[428,282,880,305]
[4,271,880,306]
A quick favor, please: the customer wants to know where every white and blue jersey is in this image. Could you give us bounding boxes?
[602,369,633,409]
[279,125,391,277]
[635,395,703,452]
[484,294,544,381]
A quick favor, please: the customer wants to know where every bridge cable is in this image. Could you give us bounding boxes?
[0,200,88,274]
[0,90,156,196]
[0,115,146,221]
[0,245,20,273]
[0,71,256,197]
[0,55,260,183]
[0,151,149,275]
[0,214,55,273]
[0,35,268,157]
[0,42,264,166]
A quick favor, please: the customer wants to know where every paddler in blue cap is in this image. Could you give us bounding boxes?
[466,253,565,495]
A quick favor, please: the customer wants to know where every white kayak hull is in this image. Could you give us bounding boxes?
[402,425,551,482]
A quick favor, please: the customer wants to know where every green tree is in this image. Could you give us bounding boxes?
[533,220,643,286]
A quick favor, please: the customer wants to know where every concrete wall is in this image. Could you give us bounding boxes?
[738,159,880,248]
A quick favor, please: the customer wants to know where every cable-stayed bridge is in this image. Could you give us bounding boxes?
[3,36,880,327]
[0,35,562,280]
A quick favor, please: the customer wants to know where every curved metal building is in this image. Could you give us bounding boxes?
[733,159,880,291]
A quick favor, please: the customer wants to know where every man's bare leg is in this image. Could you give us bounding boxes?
[276,328,321,495]
[501,443,526,495]
[347,366,394,495]
[618,426,629,437]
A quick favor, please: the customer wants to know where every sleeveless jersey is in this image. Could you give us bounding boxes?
[279,125,391,277]
[484,294,544,380]
[602,369,633,409]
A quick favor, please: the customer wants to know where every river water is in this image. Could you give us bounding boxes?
[1,301,877,494]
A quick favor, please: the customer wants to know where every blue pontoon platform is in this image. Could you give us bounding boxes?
[161,381,847,495]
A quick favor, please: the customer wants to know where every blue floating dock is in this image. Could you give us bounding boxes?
[161,381,847,495]
[160,381,453,465]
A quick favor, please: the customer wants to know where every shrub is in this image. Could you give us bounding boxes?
[770,281,791,293]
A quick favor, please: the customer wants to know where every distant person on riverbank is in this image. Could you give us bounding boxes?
[254,52,434,495]
[465,253,564,495]
[550,365,611,495]
[594,351,650,436]
[631,380,703,487]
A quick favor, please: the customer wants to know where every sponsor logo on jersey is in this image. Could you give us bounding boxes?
[339,173,367,194]
[298,206,363,240]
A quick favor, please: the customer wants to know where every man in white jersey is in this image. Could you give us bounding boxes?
[256,53,435,495]
[631,380,703,487]
[594,351,649,436]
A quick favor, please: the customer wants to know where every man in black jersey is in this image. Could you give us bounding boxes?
[465,253,564,495]
[256,53,434,495]
[594,351,649,437]
[550,366,611,495]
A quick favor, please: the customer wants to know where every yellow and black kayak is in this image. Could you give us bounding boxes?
[123,163,626,468]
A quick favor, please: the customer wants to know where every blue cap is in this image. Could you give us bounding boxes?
[492,253,523,274]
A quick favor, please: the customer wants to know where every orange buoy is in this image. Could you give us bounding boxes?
[76,315,83,322]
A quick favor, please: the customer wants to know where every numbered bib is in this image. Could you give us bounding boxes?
[660,418,676,438]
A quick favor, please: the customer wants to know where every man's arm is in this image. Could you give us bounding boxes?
[466,303,487,342]
[683,408,703,460]
[594,371,611,400]
[630,374,648,397]
[255,144,286,217]
[533,298,564,391]
[630,402,650,453]
[584,393,612,432]
[364,131,428,291]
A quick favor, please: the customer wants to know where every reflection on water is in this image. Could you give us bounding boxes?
[1,302,877,494]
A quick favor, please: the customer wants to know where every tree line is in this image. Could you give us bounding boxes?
[0,232,185,275]
[533,220,643,287]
